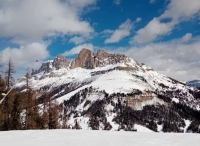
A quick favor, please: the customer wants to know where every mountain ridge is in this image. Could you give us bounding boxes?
[16,48,200,133]
[186,80,200,89]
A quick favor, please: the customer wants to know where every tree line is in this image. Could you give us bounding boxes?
[0,59,61,131]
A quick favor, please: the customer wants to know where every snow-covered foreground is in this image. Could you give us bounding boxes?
[0,130,200,146]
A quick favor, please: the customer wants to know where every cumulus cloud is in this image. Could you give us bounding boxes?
[67,0,96,8]
[160,0,200,20]
[100,29,114,38]
[129,43,200,81]
[132,0,200,44]
[181,33,192,42]
[131,18,175,44]
[105,19,133,44]
[69,36,87,45]
[64,43,94,56]
[0,0,95,44]
[135,17,142,23]
[1,42,49,69]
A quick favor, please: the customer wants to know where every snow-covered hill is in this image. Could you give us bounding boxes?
[186,80,200,89]
[0,130,200,146]
[16,48,200,132]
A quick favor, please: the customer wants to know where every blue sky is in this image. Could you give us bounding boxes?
[0,0,200,81]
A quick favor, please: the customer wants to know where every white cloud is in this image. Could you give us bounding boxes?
[113,0,121,5]
[135,17,142,23]
[64,43,94,56]
[131,18,175,44]
[160,0,200,20]
[127,41,200,81]
[105,19,133,44]
[69,36,87,45]
[68,0,96,8]
[100,29,114,38]
[0,0,96,45]
[181,33,193,43]
[1,42,49,69]
[132,0,200,44]
[101,29,114,35]
[166,33,193,44]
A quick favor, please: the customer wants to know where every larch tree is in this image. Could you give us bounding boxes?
[5,59,15,90]
[0,76,6,130]
[2,59,15,130]
[42,93,60,129]
[24,72,40,130]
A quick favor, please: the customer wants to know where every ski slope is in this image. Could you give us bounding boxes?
[0,130,199,146]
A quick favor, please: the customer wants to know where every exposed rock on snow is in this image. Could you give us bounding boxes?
[32,54,70,74]
[70,48,127,69]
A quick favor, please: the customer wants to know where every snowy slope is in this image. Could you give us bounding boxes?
[17,58,193,99]
[187,80,200,88]
[0,130,200,146]
[17,57,199,111]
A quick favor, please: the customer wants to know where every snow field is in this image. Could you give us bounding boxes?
[0,130,200,146]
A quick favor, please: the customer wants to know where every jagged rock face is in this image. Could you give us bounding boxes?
[70,48,127,69]
[96,50,109,60]
[53,54,70,70]
[70,48,95,69]
[32,54,70,75]
[31,61,53,75]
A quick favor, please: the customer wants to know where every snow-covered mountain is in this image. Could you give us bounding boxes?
[31,54,70,75]
[186,80,200,89]
[16,48,200,133]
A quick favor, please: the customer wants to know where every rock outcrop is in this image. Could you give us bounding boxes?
[70,48,95,69]
[53,54,70,70]
[32,54,70,75]
[33,48,129,73]
[70,48,127,69]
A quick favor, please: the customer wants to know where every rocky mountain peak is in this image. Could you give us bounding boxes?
[70,48,95,69]
[33,48,131,74]
[32,54,70,75]
[53,54,70,70]
[70,48,127,69]
[96,49,109,59]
